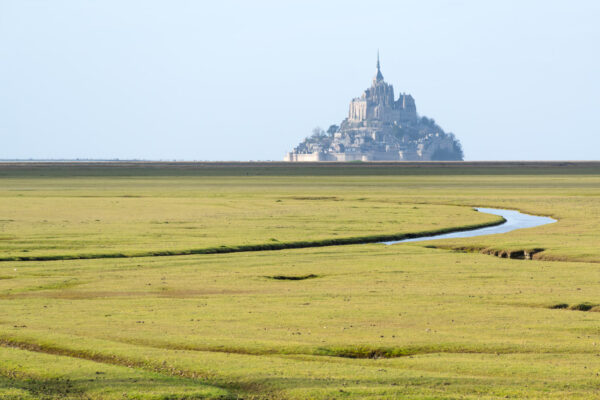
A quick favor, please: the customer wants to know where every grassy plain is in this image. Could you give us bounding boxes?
[1,162,600,399]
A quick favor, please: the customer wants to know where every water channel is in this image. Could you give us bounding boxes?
[381,208,556,245]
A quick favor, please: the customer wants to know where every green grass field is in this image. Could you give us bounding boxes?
[1,162,600,399]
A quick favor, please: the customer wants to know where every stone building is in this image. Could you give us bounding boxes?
[285,54,463,162]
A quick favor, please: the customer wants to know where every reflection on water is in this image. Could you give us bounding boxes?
[381,208,556,245]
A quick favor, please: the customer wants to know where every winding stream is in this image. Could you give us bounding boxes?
[381,208,556,245]
[1,207,558,263]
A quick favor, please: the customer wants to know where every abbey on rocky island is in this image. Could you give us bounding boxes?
[285,54,464,162]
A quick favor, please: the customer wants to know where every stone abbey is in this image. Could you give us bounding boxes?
[285,54,463,162]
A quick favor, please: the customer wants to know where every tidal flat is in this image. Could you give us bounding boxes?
[1,162,600,399]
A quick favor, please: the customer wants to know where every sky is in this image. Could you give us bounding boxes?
[1,0,599,161]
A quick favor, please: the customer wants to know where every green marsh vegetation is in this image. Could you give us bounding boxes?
[1,162,600,399]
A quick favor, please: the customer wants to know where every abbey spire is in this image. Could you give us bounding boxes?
[374,50,384,83]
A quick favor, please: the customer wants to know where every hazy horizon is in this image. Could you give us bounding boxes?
[2,1,599,161]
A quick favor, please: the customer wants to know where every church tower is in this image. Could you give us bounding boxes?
[373,50,384,84]
[365,52,395,118]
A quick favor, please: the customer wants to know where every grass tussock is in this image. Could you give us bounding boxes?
[549,303,569,309]
[289,196,340,201]
[569,302,598,312]
[267,274,319,281]
[547,302,599,311]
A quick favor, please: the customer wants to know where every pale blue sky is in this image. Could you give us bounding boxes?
[1,0,599,160]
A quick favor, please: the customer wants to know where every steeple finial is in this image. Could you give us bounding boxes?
[374,50,384,83]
